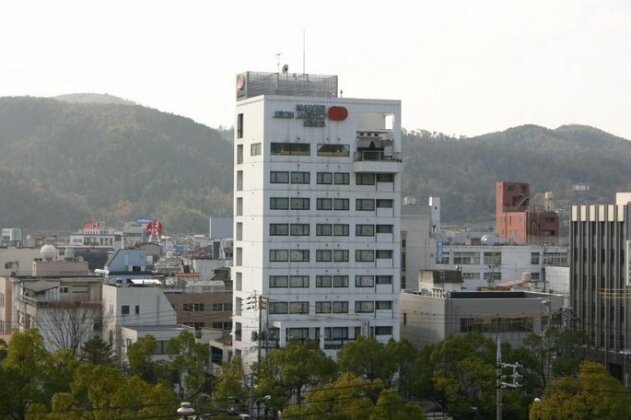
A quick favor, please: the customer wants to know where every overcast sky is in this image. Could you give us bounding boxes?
[1,0,630,138]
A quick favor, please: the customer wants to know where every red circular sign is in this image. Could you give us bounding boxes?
[328,106,348,121]
[236,75,245,91]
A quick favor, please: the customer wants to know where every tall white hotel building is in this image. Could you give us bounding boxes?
[232,71,401,366]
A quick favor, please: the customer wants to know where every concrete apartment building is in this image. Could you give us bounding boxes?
[570,193,631,386]
[232,71,401,366]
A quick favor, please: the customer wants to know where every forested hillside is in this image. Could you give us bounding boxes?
[0,95,629,233]
[401,125,631,223]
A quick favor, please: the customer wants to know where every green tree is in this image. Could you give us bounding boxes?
[256,338,337,412]
[80,336,115,366]
[211,356,248,416]
[337,336,396,384]
[282,373,426,420]
[529,361,631,420]
[126,335,168,383]
[166,331,210,398]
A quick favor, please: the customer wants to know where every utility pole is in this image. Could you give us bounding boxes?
[496,336,522,420]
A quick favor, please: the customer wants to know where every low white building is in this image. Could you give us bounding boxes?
[102,283,177,356]
[435,244,568,290]
[400,290,564,348]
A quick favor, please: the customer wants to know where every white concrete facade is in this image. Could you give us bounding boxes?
[233,79,401,365]
[435,244,568,290]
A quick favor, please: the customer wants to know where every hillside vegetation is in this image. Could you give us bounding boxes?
[0,95,629,232]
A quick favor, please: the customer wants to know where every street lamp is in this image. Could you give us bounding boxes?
[540,299,551,384]
[177,402,196,420]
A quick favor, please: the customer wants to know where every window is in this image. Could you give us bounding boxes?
[289,302,309,314]
[376,275,393,285]
[270,197,289,210]
[270,276,288,288]
[237,145,243,164]
[291,198,310,210]
[355,275,374,287]
[250,143,262,156]
[316,276,332,287]
[453,252,480,265]
[316,224,332,236]
[333,275,349,287]
[333,224,349,236]
[356,224,375,236]
[212,303,225,311]
[356,199,375,211]
[185,303,205,312]
[356,250,375,262]
[291,171,310,184]
[316,301,332,313]
[377,173,394,182]
[270,250,289,262]
[332,301,349,313]
[236,197,243,216]
[356,173,376,185]
[235,322,242,341]
[316,250,332,262]
[317,172,332,184]
[286,328,309,339]
[376,301,392,310]
[270,224,289,236]
[374,326,393,335]
[484,252,502,266]
[60,287,69,294]
[236,272,242,291]
[333,250,349,262]
[290,224,310,236]
[271,171,289,183]
[531,252,540,264]
[235,297,242,316]
[326,327,348,340]
[317,143,350,157]
[333,199,349,210]
[121,305,130,315]
[334,172,350,184]
[237,113,243,139]
[290,275,309,288]
[376,224,393,234]
[531,272,540,281]
[290,250,309,262]
[135,305,140,315]
[355,301,374,313]
[269,302,288,314]
[376,199,393,208]
[271,143,310,156]
[317,198,332,210]
[376,250,393,259]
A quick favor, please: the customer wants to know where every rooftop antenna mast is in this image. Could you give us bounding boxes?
[302,28,306,74]
[275,53,282,73]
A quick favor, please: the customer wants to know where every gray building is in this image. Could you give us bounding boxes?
[570,193,631,386]
[401,289,563,348]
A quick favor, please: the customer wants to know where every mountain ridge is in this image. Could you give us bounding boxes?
[0,95,629,232]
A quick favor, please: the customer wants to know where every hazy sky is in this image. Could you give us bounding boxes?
[1,0,630,138]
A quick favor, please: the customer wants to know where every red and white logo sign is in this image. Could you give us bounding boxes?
[146,219,163,236]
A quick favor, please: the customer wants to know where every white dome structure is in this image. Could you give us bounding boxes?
[40,244,57,261]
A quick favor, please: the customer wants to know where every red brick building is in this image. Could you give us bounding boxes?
[496,182,559,244]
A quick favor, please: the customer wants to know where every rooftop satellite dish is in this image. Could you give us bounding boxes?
[282,64,289,73]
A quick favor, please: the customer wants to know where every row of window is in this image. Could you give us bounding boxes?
[181,303,233,312]
[269,274,393,288]
[269,143,350,157]
[268,300,393,314]
[269,197,394,211]
[233,325,394,342]
[269,223,393,237]
[270,171,394,185]
[269,249,393,262]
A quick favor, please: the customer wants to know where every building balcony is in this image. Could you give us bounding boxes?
[352,151,402,173]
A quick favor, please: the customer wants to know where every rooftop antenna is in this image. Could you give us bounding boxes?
[302,28,306,74]
[275,52,282,73]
